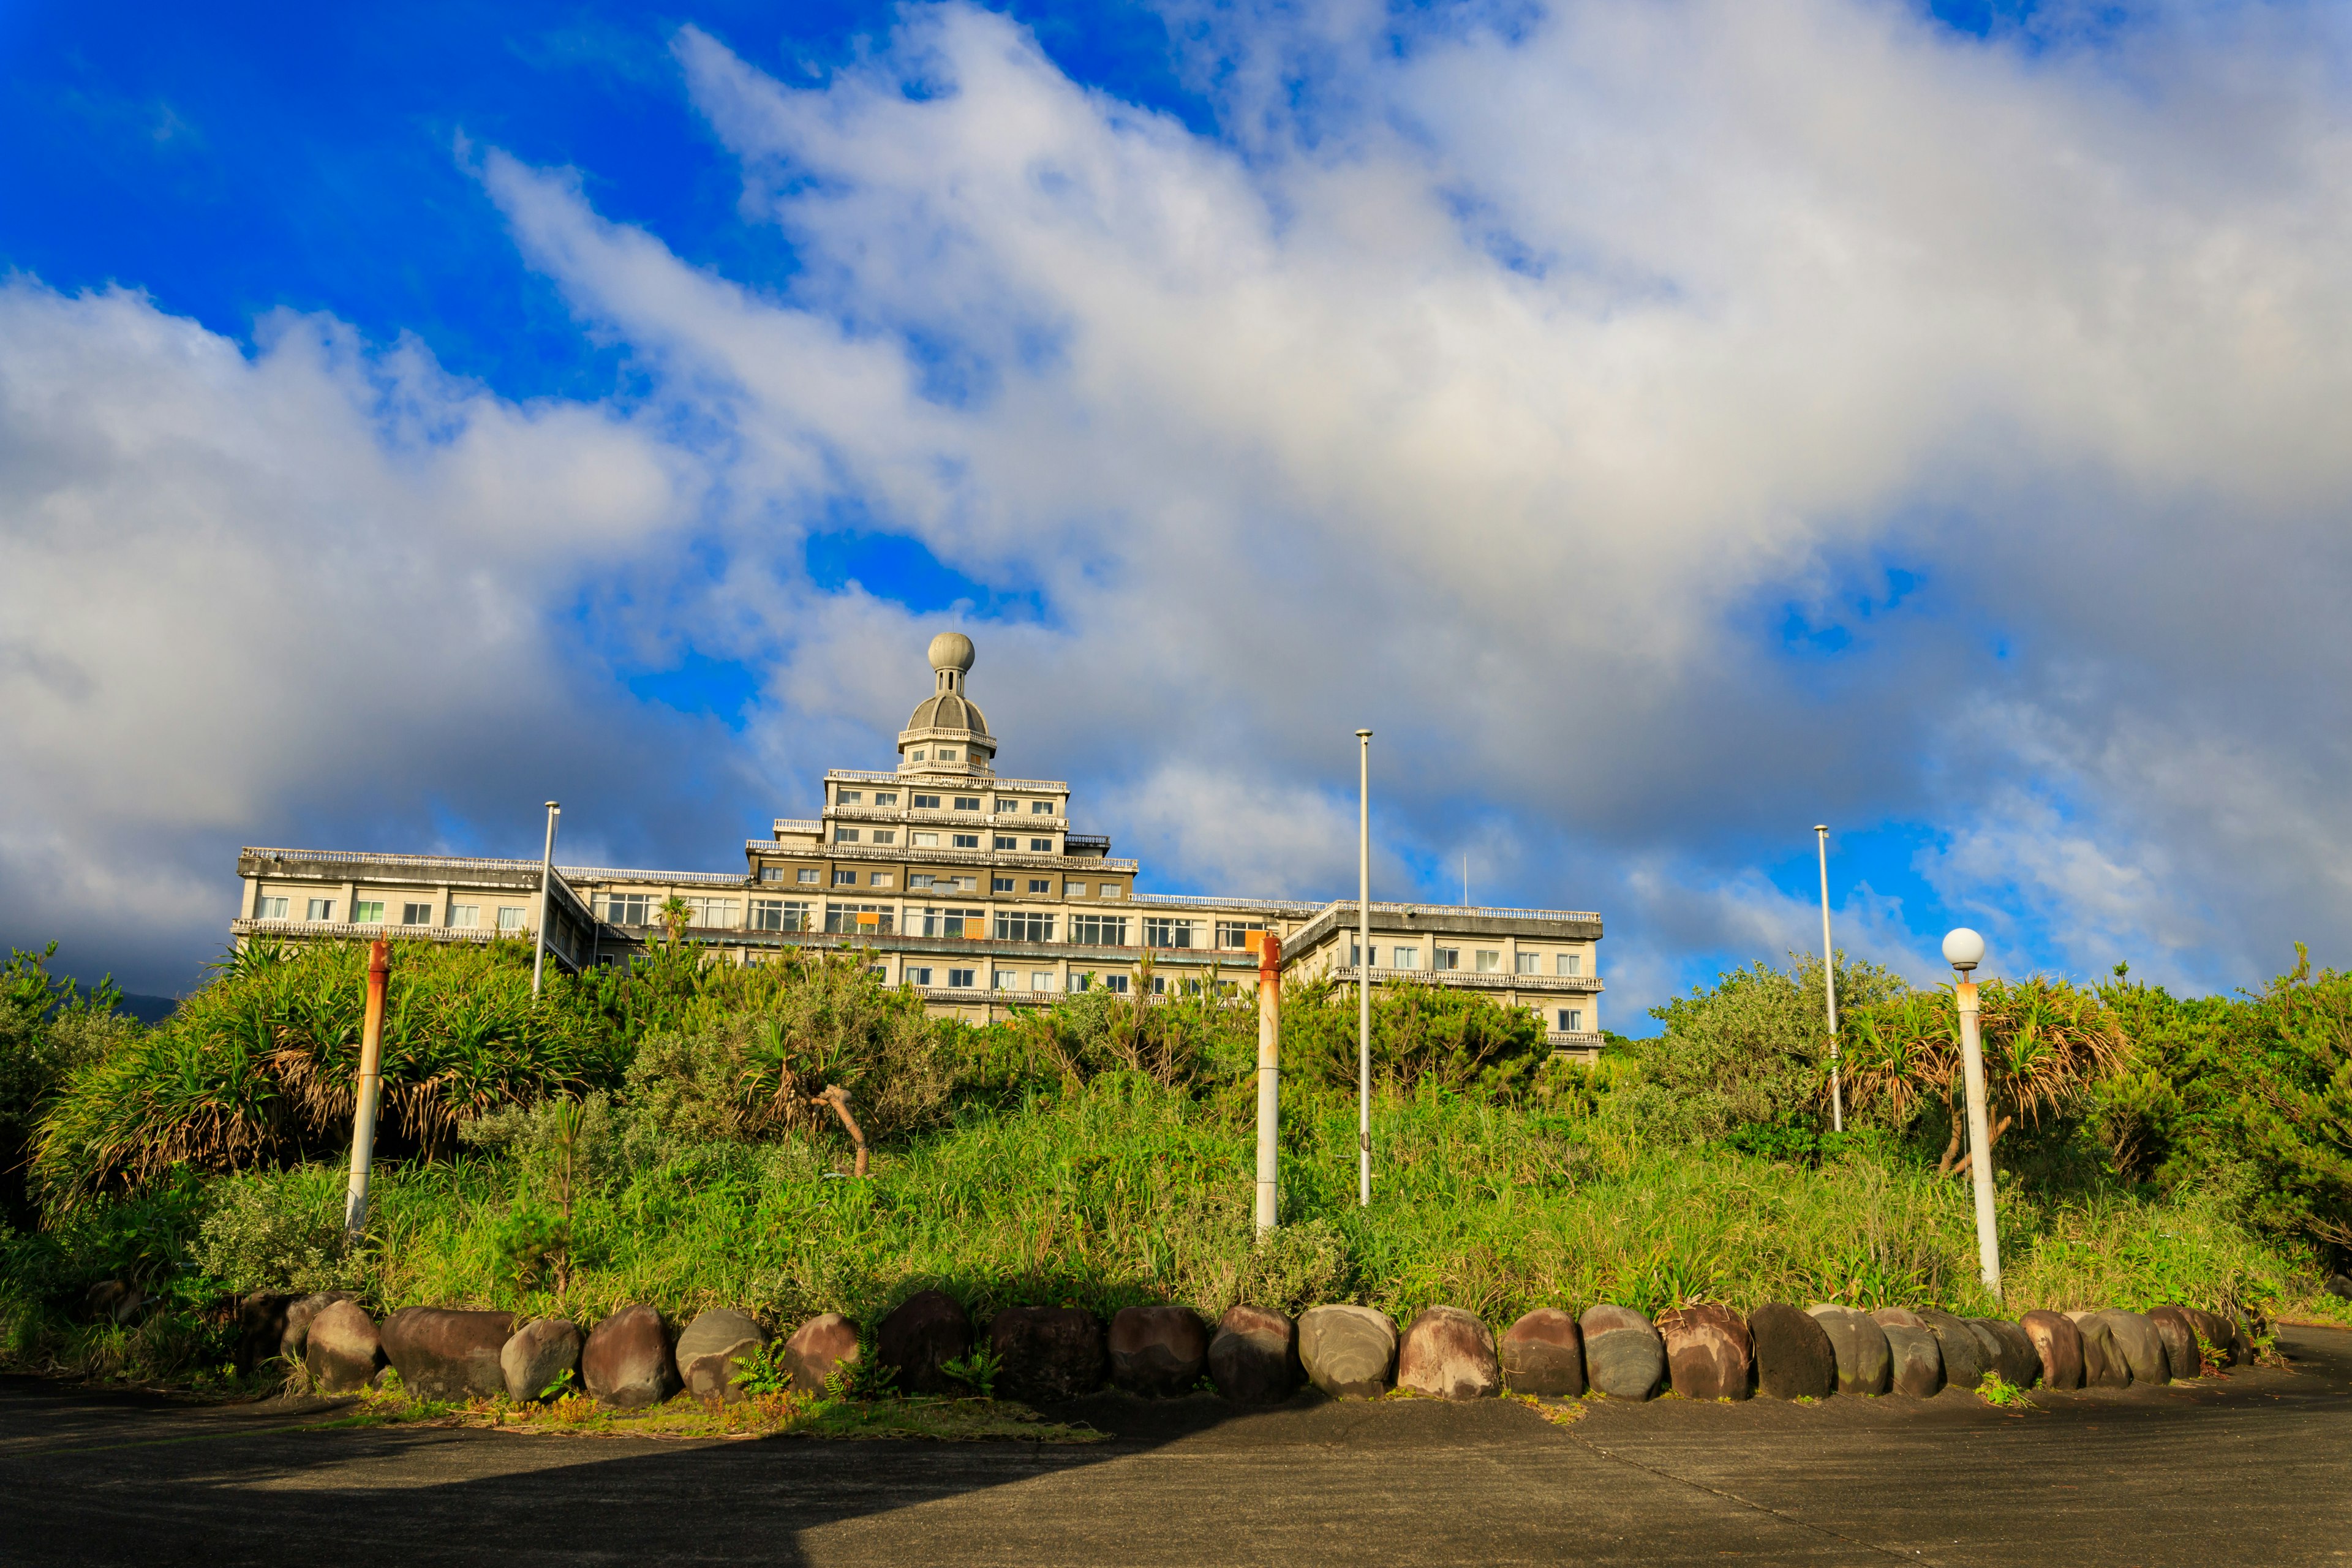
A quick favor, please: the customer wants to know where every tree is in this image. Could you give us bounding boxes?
[655,896,695,951]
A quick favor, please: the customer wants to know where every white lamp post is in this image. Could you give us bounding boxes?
[532,801,560,997]
[1943,927,2002,1299]
[1817,825,1842,1133]
[1355,728,1373,1208]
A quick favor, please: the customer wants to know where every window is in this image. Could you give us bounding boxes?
[1556,1008,1584,1032]
[1435,948,1460,971]
[912,832,939,846]
[833,870,859,887]
[835,828,861,843]
[1100,884,1123,899]
[994,835,1018,850]
[869,872,893,888]
[996,910,1055,941]
[1031,800,1053,815]
[1475,949,1501,973]
[352,901,386,924]
[1216,920,1265,949]
[306,897,336,922]
[824,903,895,935]
[496,907,526,932]
[1030,971,1055,992]
[1144,917,1197,948]
[906,967,933,987]
[871,831,897,845]
[750,900,812,932]
[1030,837,1054,852]
[602,892,652,925]
[1558,953,1583,976]
[401,902,435,926]
[993,970,1019,990]
[948,968,976,988]
[922,908,987,938]
[954,796,981,812]
[952,834,980,849]
[1516,952,1542,975]
[1065,880,1088,897]
[255,895,288,919]
[910,874,934,889]
[873,792,898,806]
[939,748,960,761]
[760,867,783,882]
[686,897,741,928]
[448,904,478,929]
[910,750,925,761]
[839,790,863,805]
[866,965,888,979]
[1027,878,1051,894]
[797,868,820,884]
[993,877,1015,892]
[913,794,941,809]
[995,799,1019,813]
[1150,974,1168,995]
[1071,914,1129,946]
[1105,974,1131,994]
[1392,947,1421,970]
[951,876,979,891]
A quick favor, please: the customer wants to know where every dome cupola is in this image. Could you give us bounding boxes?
[898,631,995,775]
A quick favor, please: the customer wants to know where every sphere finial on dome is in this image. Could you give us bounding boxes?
[928,631,976,674]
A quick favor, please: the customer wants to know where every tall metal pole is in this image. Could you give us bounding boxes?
[1945,929,2002,1299]
[1356,728,1373,1208]
[1817,825,1842,1133]
[343,940,389,1236]
[532,801,560,997]
[1254,932,1283,1234]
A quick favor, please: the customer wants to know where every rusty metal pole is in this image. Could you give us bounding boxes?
[1254,932,1283,1234]
[343,940,390,1236]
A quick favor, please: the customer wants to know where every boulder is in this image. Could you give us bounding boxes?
[2327,1272,2352,1301]
[2146,1307,2201,1381]
[1108,1305,1210,1398]
[2074,1312,2127,1387]
[1499,1308,1585,1398]
[1298,1305,1398,1400]
[676,1308,769,1403]
[2019,1310,2084,1390]
[502,1317,582,1402]
[785,1313,862,1395]
[2169,1305,2237,1367]
[1869,1305,1926,1329]
[877,1290,971,1396]
[1806,1306,1892,1396]
[1208,1305,1298,1403]
[281,1291,357,1362]
[236,1291,295,1373]
[1395,1307,1502,1400]
[1917,1310,1992,1390]
[990,1306,1107,1403]
[305,1298,382,1393]
[2092,1310,2169,1385]
[85,1280,147,1325]
[1657,1303,1752,1401]
[1578,1304,1665,1401]
[1747,1303,1835,1401]
[381,1307,516,1401]
[582,1303,679,1409]
[1880,1324,1945,1398]
[1972,1318,2041,1389]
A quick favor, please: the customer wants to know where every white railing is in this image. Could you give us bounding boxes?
[1325,966,1602,992]
[1129,892,1324,915]
[244,847,751,888]
[771,819,822,835]
[743,839,1139,874]
[826,767,1069,792]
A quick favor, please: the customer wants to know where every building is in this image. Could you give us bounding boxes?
[231,634,1605,1052]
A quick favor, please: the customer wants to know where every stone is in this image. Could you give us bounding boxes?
[785,1313,862,1395]
[990,1306,1107,1403]
[305,1298,382,1393]
[1972,1318,2040,1389]
[1806,1306,1892,1396]
[877,1290,971,1396]
[1499,1309,1585,1398]
[2074,1311,2127,1387]
[1208,1305,1298,1403]
[1656,1303,1752,1401]
[381,1306,516,1401]
[2092,1310,2169,1385]
[1747,1303,1835,1401]
[281,1291,357,1362]
[1395,1306,1502,1400]
[85,1280,146,1325]
[502,1317,582,1402]
[2146,1307,2201,1381]
[2327,1273,2352,1301]
[676,1308,769,1403]
[235,1291,295,1373]
[1108,1305,1209,1398]
[1298,1305,1398,1400]
[1880,1324,1945,1398]
[2170,1305,2237,1367]
[2019,1310,2084,1390]
[1869,1306,1926,1329]
[1578,1304,1665,1401]
[582,1303,679,1409]
[1917,1310,1992,1390]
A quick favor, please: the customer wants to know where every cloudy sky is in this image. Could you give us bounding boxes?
[4,0,2348,1021]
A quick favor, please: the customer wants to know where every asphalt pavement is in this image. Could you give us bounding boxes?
[4,1324,2348,1567]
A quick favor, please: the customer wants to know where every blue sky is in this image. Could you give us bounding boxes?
[4,0,2349,1025]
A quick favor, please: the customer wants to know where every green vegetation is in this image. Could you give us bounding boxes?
[2,935,2346,1393]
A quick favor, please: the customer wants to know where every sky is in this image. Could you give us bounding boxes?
[3,0,2350,1026]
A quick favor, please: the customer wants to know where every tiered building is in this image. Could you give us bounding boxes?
[232,635,1604,1052]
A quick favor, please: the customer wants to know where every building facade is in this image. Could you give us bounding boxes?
[231,634,1605,1052]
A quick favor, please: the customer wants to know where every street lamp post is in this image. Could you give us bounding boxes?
[1944,927,2002,1299]
[532,801,560,998]
[1356,728,1372,1208]
[1817,825,1842,1133]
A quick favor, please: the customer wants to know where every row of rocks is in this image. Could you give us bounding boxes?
[238,1287,2255,1406]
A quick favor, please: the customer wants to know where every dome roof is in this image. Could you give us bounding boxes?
[928,631,976,674]
[907,689,990,736]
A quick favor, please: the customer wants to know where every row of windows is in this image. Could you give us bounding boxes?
[1349,943,1586,976]
[255,895,524,932]
[895,967,1212,996]
[835,788,1058,814]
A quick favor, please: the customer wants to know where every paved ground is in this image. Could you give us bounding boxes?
[4,1325,2349,1567]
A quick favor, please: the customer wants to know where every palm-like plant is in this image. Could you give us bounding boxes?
[655,896,695,951]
